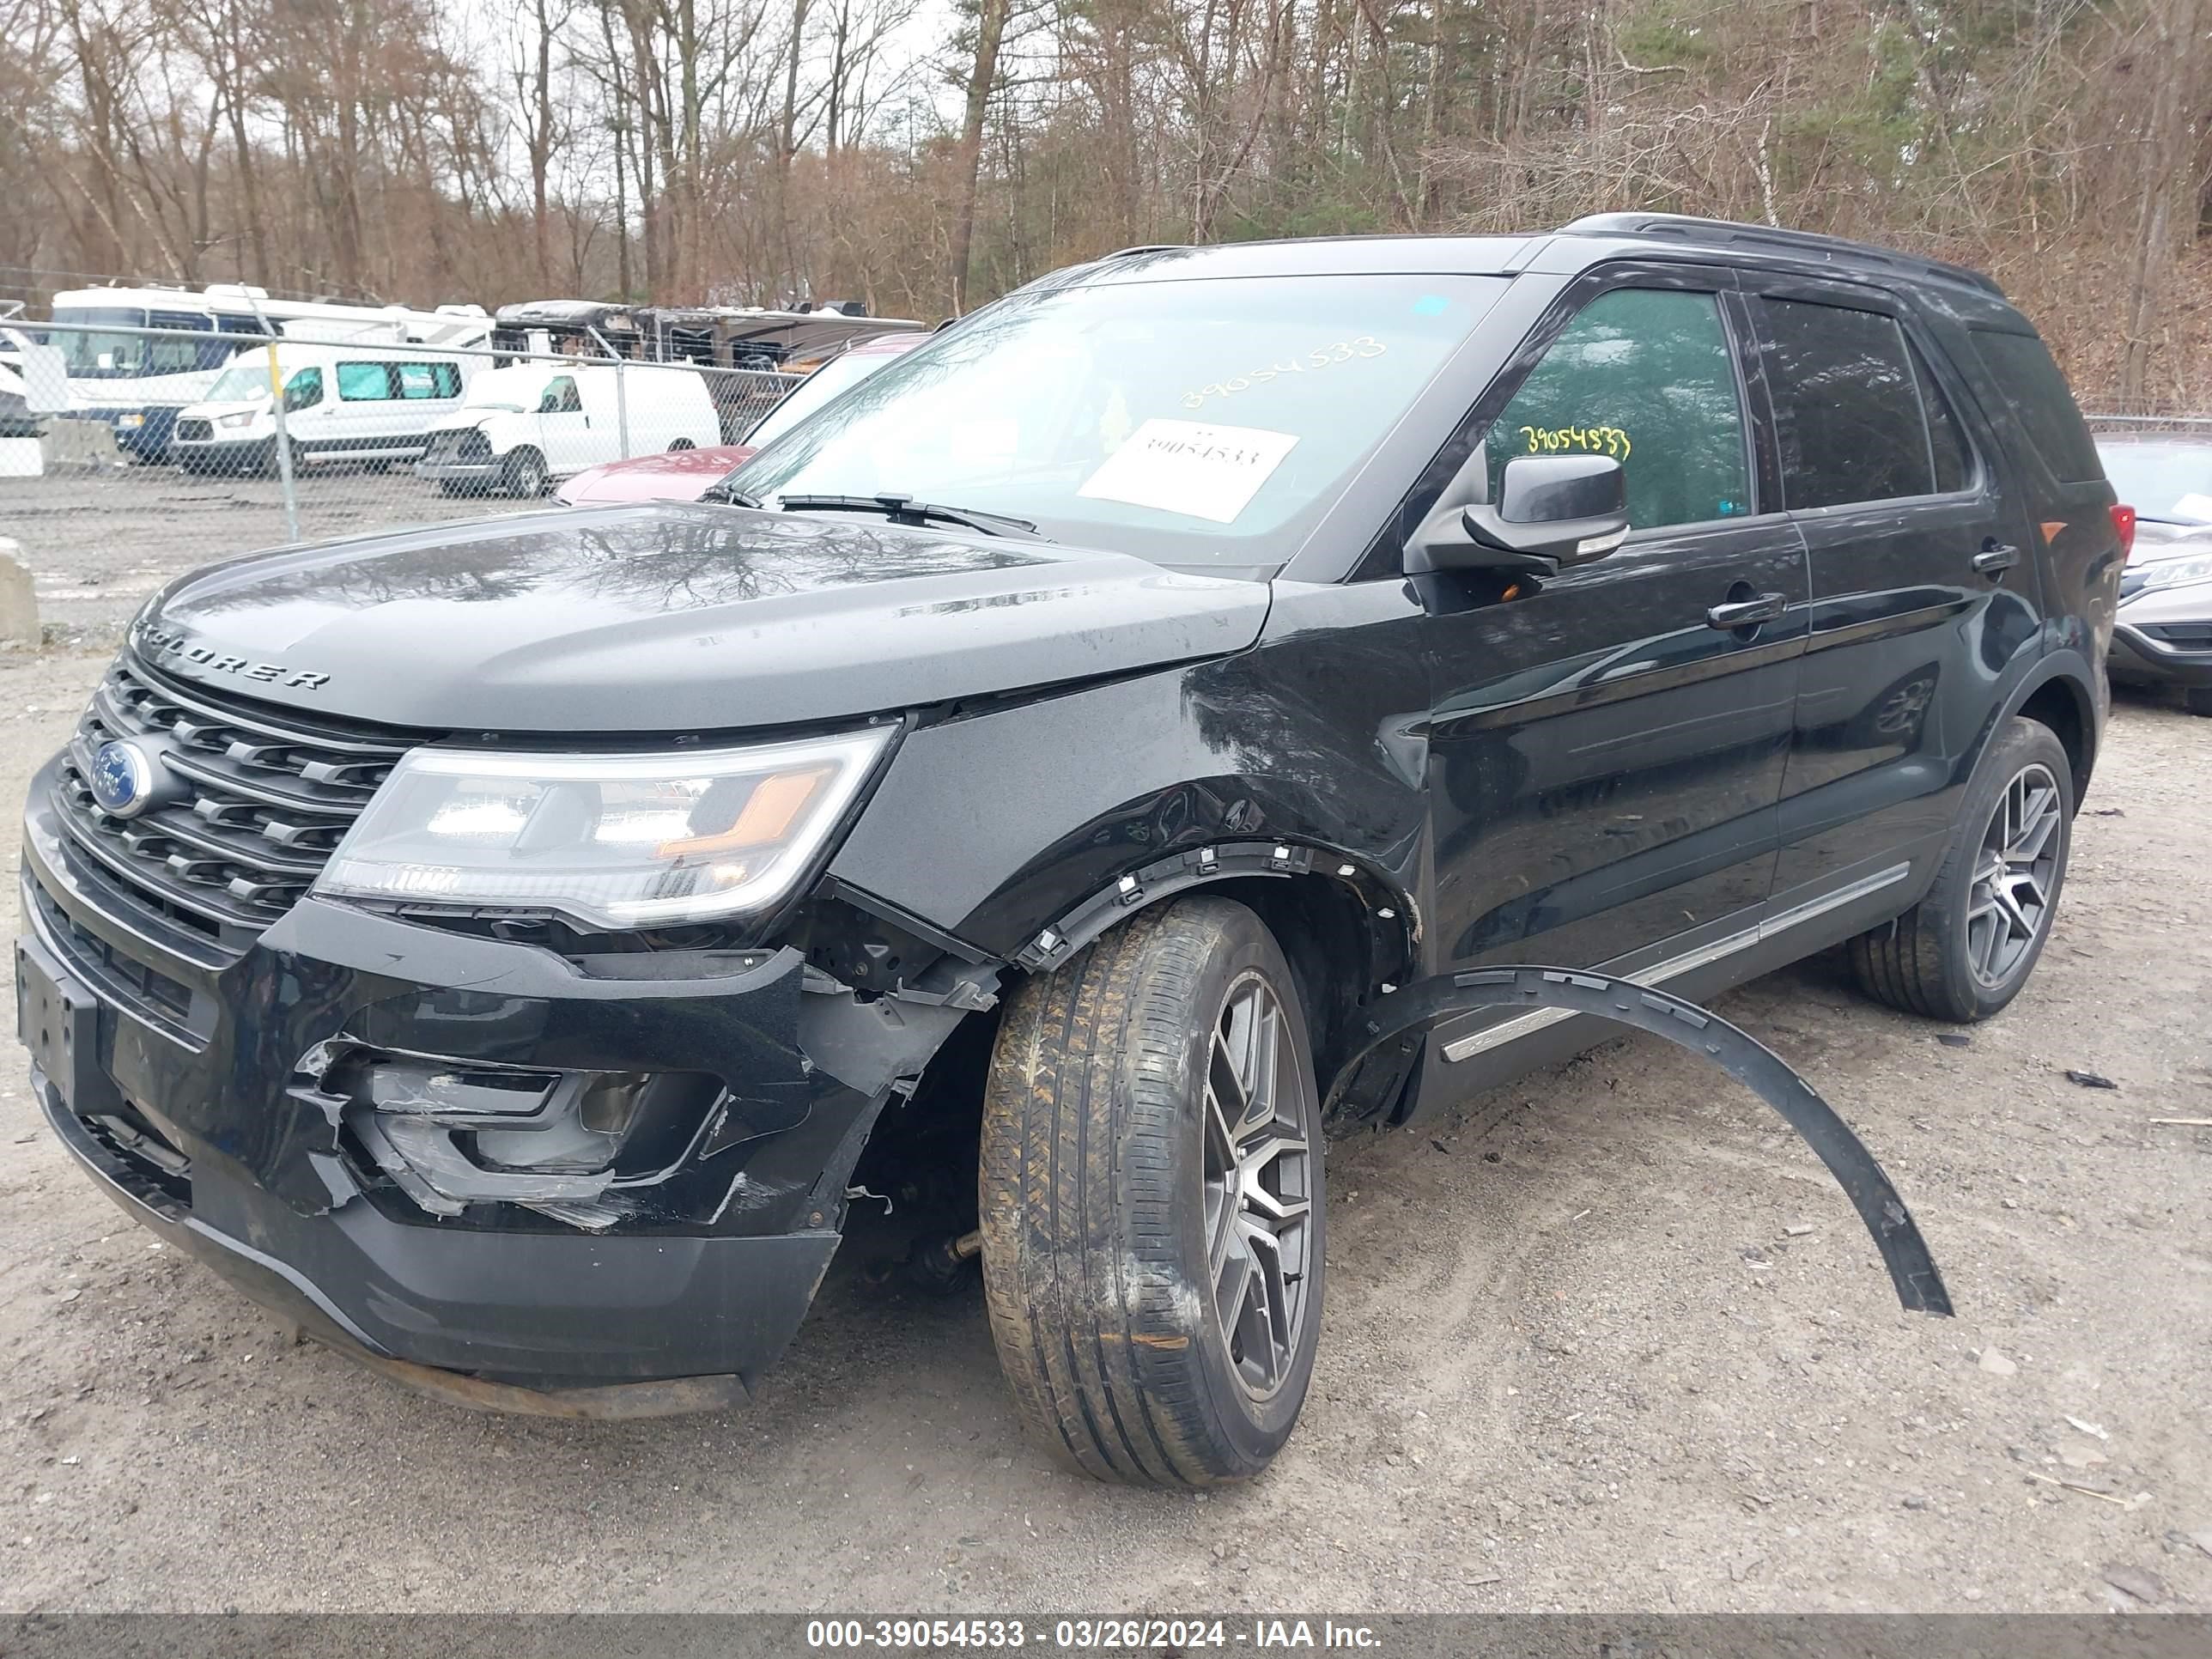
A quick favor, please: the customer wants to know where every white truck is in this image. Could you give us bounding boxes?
[414,362,721,496]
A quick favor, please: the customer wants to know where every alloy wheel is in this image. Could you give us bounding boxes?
[1966,761,2063,988]
[1200,970,1316,1401]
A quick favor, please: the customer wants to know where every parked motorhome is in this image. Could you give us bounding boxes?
[41,285,489,462]
[171,344,476,474]
[415,361,720,495]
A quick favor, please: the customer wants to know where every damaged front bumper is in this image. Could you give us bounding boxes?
[18,762,977,1407]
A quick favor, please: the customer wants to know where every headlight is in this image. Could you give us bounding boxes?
[315,727,894,927]
[116,411,145,429]
[216,410,258,429]
[2134,554,2212,592]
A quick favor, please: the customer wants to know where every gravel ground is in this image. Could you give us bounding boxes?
[0,642,2206,1615]
[0,468,527,645]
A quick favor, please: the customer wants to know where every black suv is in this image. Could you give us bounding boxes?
[17,216,2121,1483]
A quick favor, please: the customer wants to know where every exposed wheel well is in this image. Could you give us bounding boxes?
[2015,676,2093,803]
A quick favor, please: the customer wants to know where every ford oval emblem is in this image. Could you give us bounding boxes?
[88,739,158,818]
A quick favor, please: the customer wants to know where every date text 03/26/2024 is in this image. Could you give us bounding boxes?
[805,1619,1382,1650]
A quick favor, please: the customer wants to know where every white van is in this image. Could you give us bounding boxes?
[414,362,721,496]
[171,344,475,474]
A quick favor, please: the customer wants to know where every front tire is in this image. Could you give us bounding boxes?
[979,897,1324,1486]
[2185,687,2212,718]
[501,447,548,498]
[1848,716,2073,1022]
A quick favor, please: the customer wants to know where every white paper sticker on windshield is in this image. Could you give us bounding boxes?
[1077,419,1299,524]
[2173,492,2212,522]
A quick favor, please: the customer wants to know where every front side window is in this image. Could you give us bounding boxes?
[283,368,323,411]
[731,272,1510,563]
[1486,288,1752,532]
[1761,299,1941,508]
[337,362,393,401]
[540,375,582,414]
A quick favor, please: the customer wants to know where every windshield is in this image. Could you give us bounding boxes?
[46,307,212,375]
[204,363,276,402]
[730,274,1505,562]
[2098,441,2212,524]
[744,348,908,449]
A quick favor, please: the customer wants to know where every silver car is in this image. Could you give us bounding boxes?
[2098,433,2212,715]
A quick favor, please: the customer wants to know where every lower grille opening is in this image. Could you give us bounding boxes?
[82,1103,192,1211]
[29,878,195,1025]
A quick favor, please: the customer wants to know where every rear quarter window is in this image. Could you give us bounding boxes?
[1970,330,2101,483]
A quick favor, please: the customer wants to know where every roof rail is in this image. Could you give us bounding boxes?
[1102,245,1187,259]
[1558,213,2004,297]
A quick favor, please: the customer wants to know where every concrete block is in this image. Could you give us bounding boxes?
[39,417,123,471]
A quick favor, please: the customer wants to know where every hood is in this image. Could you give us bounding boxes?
[556,445,756,507]
[132,502,1270,732]
[2130,518,2212,560]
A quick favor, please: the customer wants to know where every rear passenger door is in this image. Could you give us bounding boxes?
[1747,280,2046,911]
[1421,270,1811,1075]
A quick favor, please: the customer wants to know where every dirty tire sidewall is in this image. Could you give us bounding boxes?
[1850,715,2074,1023]
[979,897,1325,1486]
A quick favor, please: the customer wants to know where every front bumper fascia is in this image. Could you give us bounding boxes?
[17,758,951,1401]
[2109,613,2212,689]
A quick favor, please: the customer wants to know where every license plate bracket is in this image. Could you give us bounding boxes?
[15,939,119,1116]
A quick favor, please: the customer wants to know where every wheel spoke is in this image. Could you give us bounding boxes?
[1199,968,1319,1402]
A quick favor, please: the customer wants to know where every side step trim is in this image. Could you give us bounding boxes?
[1441,862,1911,1063]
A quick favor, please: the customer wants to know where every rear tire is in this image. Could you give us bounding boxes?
[979,897,1324,1486]
[1848,716,2073,1022]
[501,447,548,498]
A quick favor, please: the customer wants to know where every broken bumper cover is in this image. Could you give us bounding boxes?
[16,767,943,1401]
[32,1064,836,1406]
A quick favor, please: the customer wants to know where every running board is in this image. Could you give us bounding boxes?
[1442,862,1912,1063]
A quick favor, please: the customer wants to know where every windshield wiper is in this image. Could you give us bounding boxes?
[698,480,760,507]
[775,492,1044,540]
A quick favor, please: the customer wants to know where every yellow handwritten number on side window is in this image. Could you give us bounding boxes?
[1520,424,1632,459]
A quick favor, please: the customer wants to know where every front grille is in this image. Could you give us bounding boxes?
[2139,622,2212,651]
[173,418,212,443]
[52,656,420,952]
[424,429,489,465]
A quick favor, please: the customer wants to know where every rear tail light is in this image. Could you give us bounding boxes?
[2111,503,2137,558]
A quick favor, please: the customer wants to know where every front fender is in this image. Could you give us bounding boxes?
[826,589,1437,966]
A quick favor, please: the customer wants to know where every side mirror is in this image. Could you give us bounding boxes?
[1407,453,1631,575]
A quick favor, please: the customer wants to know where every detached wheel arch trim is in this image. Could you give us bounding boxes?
[1010,837,1416,982]
[1328,966,1955,1318]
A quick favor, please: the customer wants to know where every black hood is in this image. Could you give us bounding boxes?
[131,503,1270,732]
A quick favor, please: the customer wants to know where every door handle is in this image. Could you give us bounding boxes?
[1705,592,1788,630]
[1972,543,2019,576]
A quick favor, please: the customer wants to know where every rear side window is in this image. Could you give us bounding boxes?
[396,362,460,399]
[1487,287,1752,532]
[1971,330,2100,482]
[1759,299,1946,507]
[1911,346,1973,494]
[337,362,394,401]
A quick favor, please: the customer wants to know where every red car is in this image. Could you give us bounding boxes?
[556,331,925,506]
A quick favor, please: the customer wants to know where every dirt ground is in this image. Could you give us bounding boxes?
[0,644,2206,1616]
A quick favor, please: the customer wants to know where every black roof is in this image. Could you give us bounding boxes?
[1070,215,2004,300]
[1556,214,2005,296]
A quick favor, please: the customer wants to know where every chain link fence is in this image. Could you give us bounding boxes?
[0,319,802,644]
